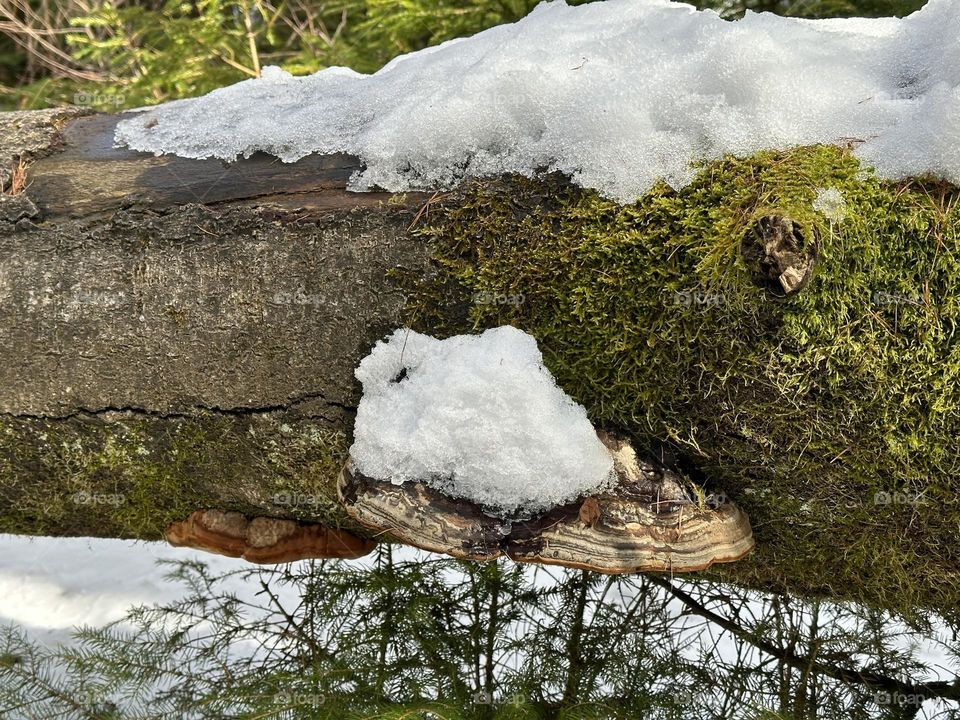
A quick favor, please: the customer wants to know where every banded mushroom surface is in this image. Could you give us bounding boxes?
[338,431,754,573]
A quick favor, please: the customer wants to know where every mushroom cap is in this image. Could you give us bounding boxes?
[337,468,503,561]
[165,510,377,564]
[504,494,754,573]
[337,431,754,573]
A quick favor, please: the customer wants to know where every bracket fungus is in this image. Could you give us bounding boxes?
[165,509,376,564]
[338,432,754,573]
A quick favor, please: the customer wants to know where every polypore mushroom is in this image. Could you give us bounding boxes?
[504,432,754,572]
[337,470,503,561]
[337,431,753,573]
[165,509,376,564]
[341,326,752,571]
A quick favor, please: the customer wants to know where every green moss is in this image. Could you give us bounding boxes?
[0,414,352,539]
[412,144,960,617]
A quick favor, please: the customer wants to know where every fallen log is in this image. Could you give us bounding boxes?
[3,107,960,618]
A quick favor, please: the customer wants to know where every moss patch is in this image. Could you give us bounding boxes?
[411,145,960,618]
[0,413,354,539]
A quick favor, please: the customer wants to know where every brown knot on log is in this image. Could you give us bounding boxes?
[741,215,818,296]
[165,509,376,564]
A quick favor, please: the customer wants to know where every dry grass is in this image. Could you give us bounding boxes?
[0,0,110,83]
[3,155,28,195]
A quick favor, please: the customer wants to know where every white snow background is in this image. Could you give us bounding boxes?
[115,0,960,203]
[0,535,957,719]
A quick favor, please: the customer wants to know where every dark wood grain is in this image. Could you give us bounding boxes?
[26,112,396,217]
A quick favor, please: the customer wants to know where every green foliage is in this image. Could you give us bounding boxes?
[411,145,960,617]
[0,0,587,110]
[0,0,931,110]
[65,0,268,106]
[323,0,579,72]
[1,552,948,718]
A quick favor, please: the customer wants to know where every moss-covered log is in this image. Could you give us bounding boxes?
[409,152,960,618]
[2,109,960,618]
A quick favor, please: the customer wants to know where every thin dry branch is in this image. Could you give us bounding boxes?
[0,0,107,82]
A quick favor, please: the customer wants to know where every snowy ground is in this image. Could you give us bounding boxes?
[0,535,258,649]
[1,533,957,720]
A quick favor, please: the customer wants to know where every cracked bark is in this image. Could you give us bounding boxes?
[0,109,437,539]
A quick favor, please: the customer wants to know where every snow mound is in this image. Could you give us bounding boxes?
[114,0,960,203]
[350,326,615,515]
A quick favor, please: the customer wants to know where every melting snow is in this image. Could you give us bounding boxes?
[813,187,847,222]
[115,0,960,203]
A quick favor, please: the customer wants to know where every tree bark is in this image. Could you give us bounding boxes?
[0,108,434,539]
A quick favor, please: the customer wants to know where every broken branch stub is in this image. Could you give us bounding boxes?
[337,431,754,573]
[741,215,819,296]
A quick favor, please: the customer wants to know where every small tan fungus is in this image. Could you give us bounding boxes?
[165,509,376,564]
